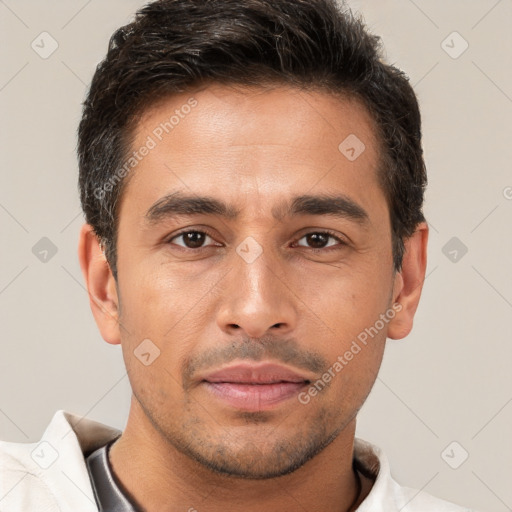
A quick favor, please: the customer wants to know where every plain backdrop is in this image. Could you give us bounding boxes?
[0,1,511,510]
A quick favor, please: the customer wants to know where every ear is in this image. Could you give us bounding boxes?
[78,223,121,345]
[387,222,428,340]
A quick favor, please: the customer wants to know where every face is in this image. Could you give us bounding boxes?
[111,84,399,478]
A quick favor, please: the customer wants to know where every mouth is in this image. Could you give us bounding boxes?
[200,362,312,411]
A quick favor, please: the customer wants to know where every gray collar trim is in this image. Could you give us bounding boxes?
[85,438,139,512]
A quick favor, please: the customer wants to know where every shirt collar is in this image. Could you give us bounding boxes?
[86,439,137,512]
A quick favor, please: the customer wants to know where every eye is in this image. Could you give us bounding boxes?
[294,231,346,251]
[166,229,346,253]
[168,230,219,249]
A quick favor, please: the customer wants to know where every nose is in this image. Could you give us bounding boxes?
[216,248,298,339]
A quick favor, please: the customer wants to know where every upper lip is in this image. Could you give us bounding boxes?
[201,362,313,384]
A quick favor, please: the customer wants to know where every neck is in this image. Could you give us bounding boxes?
[109,396,369,512]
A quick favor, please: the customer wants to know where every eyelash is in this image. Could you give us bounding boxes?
[166,228,347,253]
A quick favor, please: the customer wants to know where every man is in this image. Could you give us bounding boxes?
[0,0,477,510]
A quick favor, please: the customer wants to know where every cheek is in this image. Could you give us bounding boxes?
[118,261,224,338]
[303,319,387,414]
[125,356,185,429]
[297,262,391,393]
[116,266,216,395]
[301,261,393,340]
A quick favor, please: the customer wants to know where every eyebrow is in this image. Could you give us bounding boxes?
[144,191,370,226]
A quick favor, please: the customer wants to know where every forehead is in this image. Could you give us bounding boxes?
[119,83,385,221]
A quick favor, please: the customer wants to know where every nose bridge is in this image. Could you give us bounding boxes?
[237,243,277,304]
[216,238,298,338]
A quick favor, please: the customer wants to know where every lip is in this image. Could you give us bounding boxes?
[200,362,312,411]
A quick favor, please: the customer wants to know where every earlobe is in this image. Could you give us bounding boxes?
[78,223,121,345]
[387,222,429,340]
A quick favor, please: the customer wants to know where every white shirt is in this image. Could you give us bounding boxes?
[0,410,476,511]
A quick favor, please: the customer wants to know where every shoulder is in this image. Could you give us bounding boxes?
[353,437,478,512]
[0,409,120,512]
[0,416,63,511]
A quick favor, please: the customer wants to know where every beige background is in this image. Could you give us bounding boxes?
[1,1,511,510]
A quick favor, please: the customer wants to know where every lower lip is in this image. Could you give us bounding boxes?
[203,382,307,411]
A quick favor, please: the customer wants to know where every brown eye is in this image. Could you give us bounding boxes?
[296,232,343,250]
[170,230,213,249]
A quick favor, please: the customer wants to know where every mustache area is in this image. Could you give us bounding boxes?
[181,336,328,390]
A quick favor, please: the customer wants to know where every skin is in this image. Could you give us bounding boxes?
[79,83,428,512]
